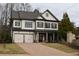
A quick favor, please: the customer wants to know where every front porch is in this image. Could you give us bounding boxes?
[35,31,58,43]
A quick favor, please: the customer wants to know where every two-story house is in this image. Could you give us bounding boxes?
[10,9,59,43]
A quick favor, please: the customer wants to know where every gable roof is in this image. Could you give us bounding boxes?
[42,9,59,21]
[10,9,59,22]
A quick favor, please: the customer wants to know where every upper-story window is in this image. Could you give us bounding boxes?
[37,22,43,28]
[46,13,49,17]
[54,24,57,28]
[25,22,32,28]
[51,23,57,28]
[45,22,50,28]
[15,21,20,26]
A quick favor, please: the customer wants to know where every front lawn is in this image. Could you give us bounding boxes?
[0,44,26,54]
[42,43,78,53]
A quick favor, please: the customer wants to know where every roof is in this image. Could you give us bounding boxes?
[10,9,59,22]
[42,9,59,21]
[11,10,42,19]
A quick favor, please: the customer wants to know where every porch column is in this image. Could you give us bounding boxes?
[46,32,48,42]
[57,32,59,42]
[34,32,36,43]
[36,32,39,43]
[53,32,55,42]
[43,35,45,42]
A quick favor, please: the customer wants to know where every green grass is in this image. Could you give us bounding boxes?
[42,43,78,53]
[0,44,26,54]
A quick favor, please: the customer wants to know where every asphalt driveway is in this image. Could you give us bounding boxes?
[17,43,73,56]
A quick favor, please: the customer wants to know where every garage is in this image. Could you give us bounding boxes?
[14,33,34,43]
[25,35,33,43]
[14,34,23,43]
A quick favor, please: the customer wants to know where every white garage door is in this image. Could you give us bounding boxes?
[25,35,33,43]
[14,34,23,43]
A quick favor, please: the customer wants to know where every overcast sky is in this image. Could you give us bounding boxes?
[30,3,79,27]
[0,3,79,27]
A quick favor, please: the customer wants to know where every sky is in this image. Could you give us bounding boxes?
[30,3,79,27]
[0,3,79,27]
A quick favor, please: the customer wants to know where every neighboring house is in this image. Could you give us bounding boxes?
[9,9,59,43]
[67,31,76,43]
[75,27,79,39]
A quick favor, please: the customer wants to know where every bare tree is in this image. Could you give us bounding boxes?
[25,3,32,11]
[13,3,32,11]
[5,3,8,25]
[0,3,9,25]
[0,4,4,25]
[0,3,13,48]
[0,11,5,25]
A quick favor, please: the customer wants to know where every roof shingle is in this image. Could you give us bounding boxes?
[12,11,41,19]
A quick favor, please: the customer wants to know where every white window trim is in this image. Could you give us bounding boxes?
[50,22,58,30]
[36,21,45,29]
[13,20,21,28]
[36,21,58,30]
[45,21,51,29]
[25,22,32,28]
[22,20,35,30]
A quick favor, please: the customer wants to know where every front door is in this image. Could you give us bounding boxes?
[39,33,43,42]
[39,33,46,42]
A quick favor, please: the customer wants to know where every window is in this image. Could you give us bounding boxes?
[54,24,57,28]
[37,22,43,28]
[15,21,20,26]
[25,22,32,28]
[51,23,54,28]
[45,22,50,28]
[46,13,49,17]
[51,23,57,28]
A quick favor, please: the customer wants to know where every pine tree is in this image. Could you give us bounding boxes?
[59,12,76,41]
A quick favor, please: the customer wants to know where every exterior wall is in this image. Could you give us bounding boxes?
[42,11,56,20]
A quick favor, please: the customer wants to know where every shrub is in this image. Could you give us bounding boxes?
[71,39,79,49]
[0,25,12,43]
[5,33,12,43]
